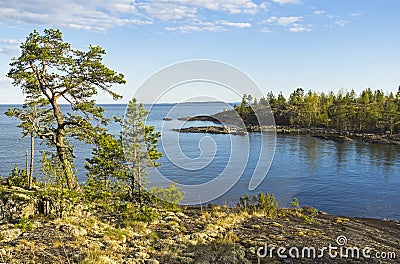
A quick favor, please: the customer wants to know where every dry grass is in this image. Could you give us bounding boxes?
[81,249,115,264]
[215,211,250,229]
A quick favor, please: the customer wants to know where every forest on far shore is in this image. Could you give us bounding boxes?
[235,87,400,135]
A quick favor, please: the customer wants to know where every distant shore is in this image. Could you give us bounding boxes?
[174,114,400,145]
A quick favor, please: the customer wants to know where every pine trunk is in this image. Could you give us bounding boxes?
[52,100,78,190]
[25,149,28,186]
[28,133,34,189]
[138,155,142,206]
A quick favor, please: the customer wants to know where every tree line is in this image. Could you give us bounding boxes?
[237,87,400,134]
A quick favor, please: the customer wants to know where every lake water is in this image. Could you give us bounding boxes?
[1,103,399,220]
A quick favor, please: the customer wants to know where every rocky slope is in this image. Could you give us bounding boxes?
[0,203,399,264]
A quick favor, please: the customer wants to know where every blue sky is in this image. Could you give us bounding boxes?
[0,0,399,103]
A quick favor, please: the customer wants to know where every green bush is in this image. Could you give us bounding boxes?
[302,207,318,223]
[83,176,124,213]
[290,197,300,209]
[237,191,278,217]
[149,183,184,212]
[6,164,27,188]
[39,186,82,218]
[14,217,34,232]
[122,205,158,225]
[149,183,185,204]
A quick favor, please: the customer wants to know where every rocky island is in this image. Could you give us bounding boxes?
[176,110,400,145]
[174,89,400,146]
[173,126,248,135]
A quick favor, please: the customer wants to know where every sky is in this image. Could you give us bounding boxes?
[0,0,399,104]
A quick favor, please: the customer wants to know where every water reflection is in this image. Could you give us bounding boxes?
[216,134,400,220]
[301,136,318,171]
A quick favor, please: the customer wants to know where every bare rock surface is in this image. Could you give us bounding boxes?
[0,205,398,263]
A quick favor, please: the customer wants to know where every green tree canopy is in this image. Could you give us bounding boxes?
[7,29,126,189]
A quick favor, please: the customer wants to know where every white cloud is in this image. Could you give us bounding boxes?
[201,0,260,14]
[259,2,269,11]
[263,15,311,32]
[112,2,137,14]
[138,2,198,21]
[164,19,251,33]
[271,0,301,5]
[335,19,348,27]
[258,27,272,33]
[165,23,225,33]
[289,27,311,32]
[137,0,263,19]
[0,47,19,55]
[0,0,357,33]
[0,1,152,31]
[217,20,251,28]
[0,38,21,55]
[314,10,326,15]
[351,12,363,17]
[277,16,303,26]
[0,0,268,32]
[264,16,303,26]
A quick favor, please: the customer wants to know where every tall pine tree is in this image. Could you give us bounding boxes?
[7,29,125,189]
[121,98,162,203]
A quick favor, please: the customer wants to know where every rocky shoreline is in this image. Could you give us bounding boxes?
[0,200,399,263]
[174,114,400,145]
[173,126,248,135]
[0,187,399,263]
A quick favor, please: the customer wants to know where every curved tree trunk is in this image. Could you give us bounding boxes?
[51,100,78,190]
[56,133,77,189]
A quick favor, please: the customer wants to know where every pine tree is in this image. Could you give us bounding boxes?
[85,132,125,191]
[121,98,162,204]
[7,29,125,189]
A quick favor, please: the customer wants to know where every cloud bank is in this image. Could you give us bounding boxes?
[0,0,362,33]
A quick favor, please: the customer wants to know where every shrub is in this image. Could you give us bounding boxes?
[290,197,300,209]
[39,187,82,218]
[83,176,124,213]
[302,207,318,223]
[122,205,158,225]
[237,191,278,217]
[149,183,185,204]
[149,183,185,212]
[14,217,34,232]
[81,249,112,264]
[6,164,27,188]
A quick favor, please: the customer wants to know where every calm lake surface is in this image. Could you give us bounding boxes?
[1,103,399,220]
